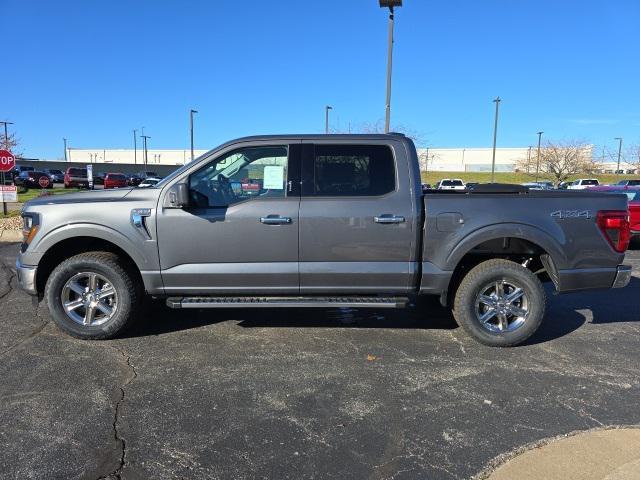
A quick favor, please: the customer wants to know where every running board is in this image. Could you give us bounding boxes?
[166,296,409,309]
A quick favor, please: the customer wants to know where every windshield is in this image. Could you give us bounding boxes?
[582,179,599,185]
[441,180,463,186]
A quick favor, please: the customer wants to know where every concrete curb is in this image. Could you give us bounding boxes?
[0,230,22,242]
[476,425,640,480]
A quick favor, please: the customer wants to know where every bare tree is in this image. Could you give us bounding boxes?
[330,119,426,145]
[516,140,595,183]
[627,145,640,172]
[0,131,22,156]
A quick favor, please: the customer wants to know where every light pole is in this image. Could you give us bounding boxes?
[141,134,150,167]
[490,97,501,182]
[325,105,332,134]
[379,0,402,133]
[133,129,137,165]
[614,137,623,174]
[527,146,532,174]
[535,131,543,183]
[190,109,198,161]
[63,138,68,161]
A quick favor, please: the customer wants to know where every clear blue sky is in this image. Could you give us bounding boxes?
[3,0,639,159]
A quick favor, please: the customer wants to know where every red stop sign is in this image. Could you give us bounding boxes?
[0,150,15,173]
[38,176,51,188]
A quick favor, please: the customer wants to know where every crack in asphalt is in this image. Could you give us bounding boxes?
[0,256,50,358]
[97,345,138,480]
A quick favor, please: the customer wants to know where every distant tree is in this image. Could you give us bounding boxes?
[627,145,640,172]
[0,131,22,156]
[330,119,426,146]
[516,140,595,184]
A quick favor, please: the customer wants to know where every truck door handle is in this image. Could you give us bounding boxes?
[374,215,406,224]
[260,215,292,225]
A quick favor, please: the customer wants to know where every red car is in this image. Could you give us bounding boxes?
[103,173,128,189]
[591,186,640,239]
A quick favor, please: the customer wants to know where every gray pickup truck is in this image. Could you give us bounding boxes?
[16,134,632,346]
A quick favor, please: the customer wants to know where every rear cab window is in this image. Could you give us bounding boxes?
[304,144,396,197]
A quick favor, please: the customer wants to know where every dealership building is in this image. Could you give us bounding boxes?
[19,144,635,175]
[60,146,535,172]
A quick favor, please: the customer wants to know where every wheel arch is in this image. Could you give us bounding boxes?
[34,231,145,295]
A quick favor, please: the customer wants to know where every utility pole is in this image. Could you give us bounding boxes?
[141,135,150,167]
[190,109,198,162]
[380,1,402,133]
[527,146,532,174]
[0,121,13,150]
[490,97,501,182]
[133,129,137,165]
[63,138,68,161]
[535,131,544,183]
[325,105,332,134]
[614,137,623,174]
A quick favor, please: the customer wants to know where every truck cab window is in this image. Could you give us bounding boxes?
[189,145,288,207]
[311,145,395,197]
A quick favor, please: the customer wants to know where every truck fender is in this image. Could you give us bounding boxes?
[32,223,152,271]
[444,223,568,271]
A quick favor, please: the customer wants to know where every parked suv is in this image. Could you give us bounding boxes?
[128,171,160,186]
[437,178,466,190]
[16,134,632,347]
[103,173,128,189]
[14,171,53,189]
[64,167,89,189]
[43,169,64,184]
[567,178,599,190]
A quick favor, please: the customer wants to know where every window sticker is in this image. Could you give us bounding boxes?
[263,166,284,189]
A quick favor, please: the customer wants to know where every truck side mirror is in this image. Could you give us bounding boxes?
[164,182,189,209]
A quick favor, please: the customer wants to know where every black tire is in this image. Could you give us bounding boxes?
[45,252,141,340]
[452,259,546,347]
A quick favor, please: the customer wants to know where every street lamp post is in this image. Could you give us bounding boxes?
[535,131,544,183]
[325,105,332,134]
[379,0,402,134]
[490,97,501,183]
[190,109,198,162]
[614,137,623,174]
[133,129,137,165]
[141,134,150,167]
[63,138,68,161]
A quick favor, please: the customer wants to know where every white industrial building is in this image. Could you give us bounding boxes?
[66,148,209,166]
[60,145,631,174]
[66,146,534,172]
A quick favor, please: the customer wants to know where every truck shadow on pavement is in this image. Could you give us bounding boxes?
[124,277,640,344]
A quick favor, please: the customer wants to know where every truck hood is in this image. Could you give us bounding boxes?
[25,188,134,207]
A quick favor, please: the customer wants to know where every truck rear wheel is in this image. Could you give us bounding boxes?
[452,259,546,347]
[45,252,141,340]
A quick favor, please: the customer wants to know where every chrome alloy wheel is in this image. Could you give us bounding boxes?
[474,280,529,333]
[60,272,118,326]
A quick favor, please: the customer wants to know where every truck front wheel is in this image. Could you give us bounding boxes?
[45,252,141,340]
[452,259,546,347]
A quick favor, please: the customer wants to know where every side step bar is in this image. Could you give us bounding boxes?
[166,296,409,309]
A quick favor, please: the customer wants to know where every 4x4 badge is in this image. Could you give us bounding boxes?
[551,210,592,220]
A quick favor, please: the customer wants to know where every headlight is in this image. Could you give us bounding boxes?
[22,213,39,246]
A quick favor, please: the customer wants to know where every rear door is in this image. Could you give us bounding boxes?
[298,141,418,294]
[157,142,302,295]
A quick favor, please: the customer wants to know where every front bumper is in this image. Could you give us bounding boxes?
[15,257,38,296]
[612,265,632,289]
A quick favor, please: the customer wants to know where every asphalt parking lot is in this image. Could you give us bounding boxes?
[1,243,639,480]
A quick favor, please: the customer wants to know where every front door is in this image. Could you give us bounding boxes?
[157,143,301,295]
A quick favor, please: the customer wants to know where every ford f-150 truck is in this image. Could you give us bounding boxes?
[16,134,633,346]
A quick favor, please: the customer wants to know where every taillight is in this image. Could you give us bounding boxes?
[597,210,630,253]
